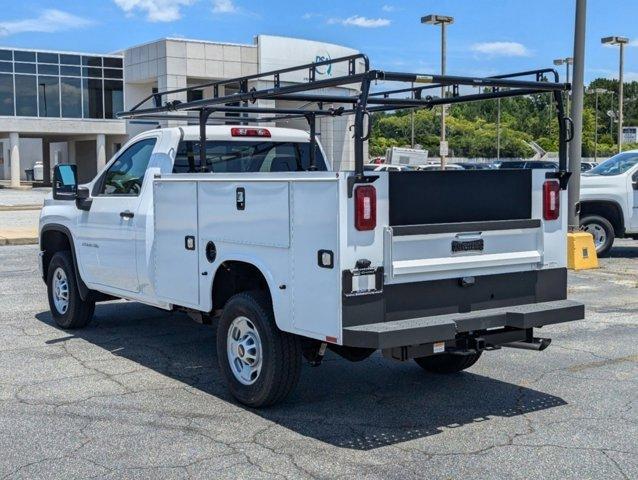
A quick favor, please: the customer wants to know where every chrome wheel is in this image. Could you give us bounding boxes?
[227,316,263,385]
[52,267,69,314]
[583,223,607,250]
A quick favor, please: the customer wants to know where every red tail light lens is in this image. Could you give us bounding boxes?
[543,180,560,221]
[355,185,377,231]
[230,127,271,138]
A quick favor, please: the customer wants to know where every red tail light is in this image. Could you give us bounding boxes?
[355,185,377,231]
[543,180,560,221]
[230,127,271,138]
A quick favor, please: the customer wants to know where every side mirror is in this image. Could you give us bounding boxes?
[52,164,78,200]
[632,178,638,190]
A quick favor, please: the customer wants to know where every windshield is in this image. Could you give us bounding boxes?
[588,152,638,176]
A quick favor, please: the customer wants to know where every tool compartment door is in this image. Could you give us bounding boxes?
[153,180,200,308]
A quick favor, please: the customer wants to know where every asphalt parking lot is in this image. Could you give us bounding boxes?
[0,243,636,480]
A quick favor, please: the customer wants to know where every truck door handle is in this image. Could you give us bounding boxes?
[120,210,134,219]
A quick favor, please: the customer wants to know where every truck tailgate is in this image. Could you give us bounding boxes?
[384,170,545,283]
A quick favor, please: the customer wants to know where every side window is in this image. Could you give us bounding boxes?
[101,138,157,195]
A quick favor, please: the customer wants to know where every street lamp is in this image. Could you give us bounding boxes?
[601,35,630,152]
[553,57,573,114]
[422,14,454,168]
[587,87,609,163]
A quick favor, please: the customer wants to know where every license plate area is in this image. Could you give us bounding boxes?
[342,267,384,297]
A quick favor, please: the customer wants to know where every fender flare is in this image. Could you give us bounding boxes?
[40,224,90,301]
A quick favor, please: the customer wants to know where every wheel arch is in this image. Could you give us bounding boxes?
[210,256,278,315]
[580,200,625,236]
[40,224,89,300]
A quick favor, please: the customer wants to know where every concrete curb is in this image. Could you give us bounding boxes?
[0,204,42,212]
[0,236,38,246]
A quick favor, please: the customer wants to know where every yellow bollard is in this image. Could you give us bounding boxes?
[567,232,599,270]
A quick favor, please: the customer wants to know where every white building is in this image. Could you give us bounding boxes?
[0,35,361,186]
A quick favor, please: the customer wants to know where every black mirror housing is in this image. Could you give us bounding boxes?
[52,164,78,200]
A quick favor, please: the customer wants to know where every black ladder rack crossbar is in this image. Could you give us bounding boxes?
[117,54,572,183]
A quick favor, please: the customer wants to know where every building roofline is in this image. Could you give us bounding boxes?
[0,45,122,59]
[118,37,256,53]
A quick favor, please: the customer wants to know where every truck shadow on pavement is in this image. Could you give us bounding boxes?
[36,302,567,450]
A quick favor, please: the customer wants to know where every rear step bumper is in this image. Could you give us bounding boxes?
[342,299,584,349]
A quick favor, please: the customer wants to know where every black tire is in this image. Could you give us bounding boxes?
[580,214,615,257]
[414,352,482,374]
[216,291,302,407]
[46,251,95,329]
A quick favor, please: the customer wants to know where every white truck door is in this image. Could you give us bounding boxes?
[153,180,200,308]
[76,137,159,292]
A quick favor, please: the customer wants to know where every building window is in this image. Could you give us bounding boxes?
[15,75,37,116]
[83,78,104,119]
[1,49,124,120]
[187,89,204,102]
[14,51,35,62]
[60,54,81,65]
[0,74,14,116]
[104,80,124,119]
[37,52,59,64]
[15,63,36,74]
[38,76,61,117]
[61,77,82,118]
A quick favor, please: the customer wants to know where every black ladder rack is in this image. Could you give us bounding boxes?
[117,53,572,189]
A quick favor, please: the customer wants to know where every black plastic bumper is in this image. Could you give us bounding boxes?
[342,299,584,349]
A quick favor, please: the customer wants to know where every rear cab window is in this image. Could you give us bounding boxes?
[173,140,328,173]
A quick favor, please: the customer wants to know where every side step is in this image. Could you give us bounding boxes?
[343,300,584,349]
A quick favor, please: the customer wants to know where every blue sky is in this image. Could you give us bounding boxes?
[0,0,636,83]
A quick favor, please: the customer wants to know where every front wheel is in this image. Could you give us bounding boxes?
[580,215,615,257]
[216,291,301,407]
[414,352,482,374]
[46,251,95,329]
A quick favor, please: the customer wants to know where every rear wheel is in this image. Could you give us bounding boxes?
[414,352,482,374]
[580,215,615,257]
[216,291,301,407]
[46,251,95,329]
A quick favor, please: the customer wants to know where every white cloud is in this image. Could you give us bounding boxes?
[212,0,237,13]
[114,0,195,22]
[382,5,395,12]
[0,9,93,37]
[629,39,638,47]
[329,15,391,28]
[470,41,531,57]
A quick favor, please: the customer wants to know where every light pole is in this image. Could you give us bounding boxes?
[422,14,454,168]
[496,98,501,161]
[587,87,608,163]
[567,0,586,231]
[601,36,629,153]
[553,57,574,114]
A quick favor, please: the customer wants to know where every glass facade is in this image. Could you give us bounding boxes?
[0,48,123,119]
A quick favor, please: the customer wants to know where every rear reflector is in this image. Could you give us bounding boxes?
[543,180,560,221]
[230,127,271,138]
[355,185,377,231]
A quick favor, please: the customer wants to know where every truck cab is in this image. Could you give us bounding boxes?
[580,150,638,256]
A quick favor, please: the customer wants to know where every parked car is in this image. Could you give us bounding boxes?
[580,150,638,256]
[39,57,584,407]
[454,162,492,170]
[580,161,598,172]
[371,164,414,172]
[415,164,465,171]
[498,160,558,170]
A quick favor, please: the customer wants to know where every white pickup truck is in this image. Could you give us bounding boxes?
[580,150,638,256]
[39,57,584,406]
